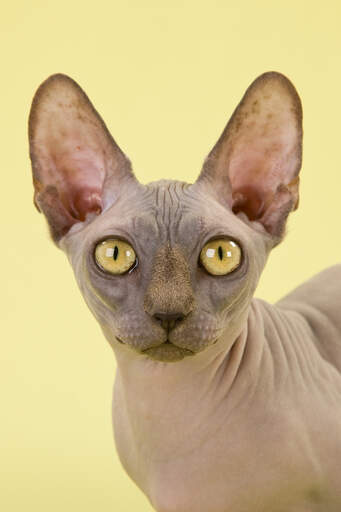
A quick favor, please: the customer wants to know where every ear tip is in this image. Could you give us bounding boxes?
[31,73,82,101]
[37,72,79,86]
[253,70,296,86]
[28,73,87,139]
[249,71,303,121]
[252,70,301,97]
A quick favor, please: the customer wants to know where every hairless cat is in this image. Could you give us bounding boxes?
[28,72,341,511]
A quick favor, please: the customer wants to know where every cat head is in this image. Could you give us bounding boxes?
[28,72,302,362]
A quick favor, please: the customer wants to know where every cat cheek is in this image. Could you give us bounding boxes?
[113,315,165,351]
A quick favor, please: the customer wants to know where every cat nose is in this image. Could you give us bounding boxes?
[153,311,185,331]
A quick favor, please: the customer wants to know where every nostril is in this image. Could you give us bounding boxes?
[153,311,185,330]
[154,312,185,322]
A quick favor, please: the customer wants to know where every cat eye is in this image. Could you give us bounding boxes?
[94,239,137,275]
[199,239,241,276]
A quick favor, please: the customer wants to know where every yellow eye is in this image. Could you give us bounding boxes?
[95,239,136,275]
[199,239,241,276]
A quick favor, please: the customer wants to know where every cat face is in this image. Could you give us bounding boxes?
[59,177,269,362]
[29,72,302,362]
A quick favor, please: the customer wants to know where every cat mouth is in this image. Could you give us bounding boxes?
[143,340,194,362]
[116,336,194,362]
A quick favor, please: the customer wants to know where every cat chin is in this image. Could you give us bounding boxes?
[142,342,195,363]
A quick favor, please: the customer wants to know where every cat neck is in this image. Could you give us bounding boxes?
[110,300,274,440]
[111,300,268,490]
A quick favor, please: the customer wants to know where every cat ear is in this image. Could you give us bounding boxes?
[29,74,138,242]
[196,72,303,243]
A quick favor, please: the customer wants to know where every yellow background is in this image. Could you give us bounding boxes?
[1,1,340,510]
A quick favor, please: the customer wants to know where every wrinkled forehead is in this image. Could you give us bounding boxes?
[136,180,206,247]
[93,179,246,248]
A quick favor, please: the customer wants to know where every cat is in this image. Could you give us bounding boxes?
[28,71,341,511]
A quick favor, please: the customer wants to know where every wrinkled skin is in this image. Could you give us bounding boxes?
[29,71,341,511]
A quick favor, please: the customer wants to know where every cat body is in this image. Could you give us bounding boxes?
[29,72,341,511]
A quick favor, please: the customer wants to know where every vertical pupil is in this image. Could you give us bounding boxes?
[218,246,223,260]
[113,246,119,260]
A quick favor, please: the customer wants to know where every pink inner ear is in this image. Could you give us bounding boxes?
[229,151,278,220]
[228,122,299,222]
[231,185,265,220]
[53,151,105,221]
[40,116,109,221]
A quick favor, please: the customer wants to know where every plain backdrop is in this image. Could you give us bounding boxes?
[1,1,340,511]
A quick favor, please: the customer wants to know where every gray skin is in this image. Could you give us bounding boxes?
[28,71,341,511]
